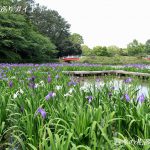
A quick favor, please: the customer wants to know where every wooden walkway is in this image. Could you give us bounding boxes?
[62,70,150,79]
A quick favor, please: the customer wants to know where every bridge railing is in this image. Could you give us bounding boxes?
[61,55,81,59]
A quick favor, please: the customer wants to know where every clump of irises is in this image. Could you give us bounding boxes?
[1,64,150,149]
[36,107,46,119]
[124,77,132,83]
[45,92,56,100]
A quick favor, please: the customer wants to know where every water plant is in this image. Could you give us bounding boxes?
[0,63,150,150]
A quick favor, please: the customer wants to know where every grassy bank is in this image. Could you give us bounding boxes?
[79,56,150,65]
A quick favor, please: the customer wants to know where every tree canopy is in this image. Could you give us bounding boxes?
[0,13,56,62]
[31,5,83,57]
[1,0,150,62]
[69,33,84,45]
[145,40,150,55]
[0,0,83,62]
[127,39,145,56]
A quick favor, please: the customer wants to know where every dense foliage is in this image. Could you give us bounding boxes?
[0,13,56,62]
[31,6,83,57]
[0,64,150,149]
[82,39,150,57]
[0,0,83,62]
[1,0,150,62]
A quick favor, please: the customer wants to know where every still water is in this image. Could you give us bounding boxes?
[79,76,150,97]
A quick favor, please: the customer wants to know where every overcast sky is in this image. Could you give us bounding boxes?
[35,0,150,48]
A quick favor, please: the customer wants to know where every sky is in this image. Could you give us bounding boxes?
[35,0,150,48]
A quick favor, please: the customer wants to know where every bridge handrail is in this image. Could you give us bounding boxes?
[61,55,80,59]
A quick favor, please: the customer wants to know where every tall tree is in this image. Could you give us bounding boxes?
[0,0,12,5]
[69,33,84,45]
[127,39,144,56]
[30,6,83,56]
[93,46,109,56]
[145,39,150,54]
[1,0,83,59]
[81,45,91,56]
[0,12,56,62]
[31,6,70,45]
[107,45,120,56]
[58,39,82,56]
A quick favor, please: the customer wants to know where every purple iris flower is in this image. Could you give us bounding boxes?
[86,96,93,103]
[111,86,115,90]
[37,108,46,119]
[124,93,130,102]
[96,78,100,82]
[47,76,51,83]
[124,78,132,83]
[68,80,77,86]
[55,74,59,79]
[8,81,13,88]
[28,76,36,82]
[45,92,56,100]
[68,81,72,86]
[29,82,35,88]
[137,94,145,103]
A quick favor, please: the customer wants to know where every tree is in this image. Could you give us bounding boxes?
[1,0,84,60]
[119,48,128,56]
[92,46,109,56]
[0,0,12,5]
[145,39,150,54]
[31,6,70,53]
[0,12,56,62]
[127,39,144,56]
[69,33,84,45]
[81,45,91,56]
[107,45,120,56]
[30,5,84,57]
[58,39,82,56]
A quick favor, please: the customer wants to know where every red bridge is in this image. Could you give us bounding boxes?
[61,56,80,63]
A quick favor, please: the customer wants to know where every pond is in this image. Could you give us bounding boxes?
[79,76,150,98]
[106,64,150,69]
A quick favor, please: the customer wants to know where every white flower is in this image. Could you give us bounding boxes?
[55,85,62,90]
[27,70,32,74]
[52,92,56,97]
[80,86,89,92]
[16,91,20,95]
[11,76,16,79]
[19,88,24,94]
[39,80,45,86]
[68,88,74,94]
[35,83,39,88]
[64,93,72,97]
[13,93,18,99]
[13,89,24,99]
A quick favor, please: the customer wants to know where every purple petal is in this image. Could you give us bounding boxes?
[48,76,51,83]
[124,93,130,102]
[38,108,46,119]
[8,81,13,88]
[137,94,145,103]
[124,78,132,83]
